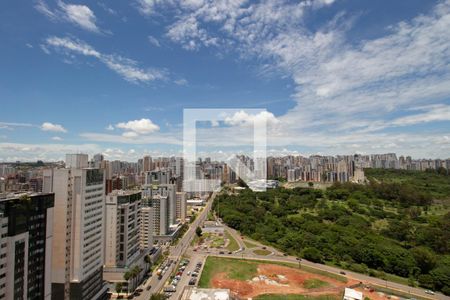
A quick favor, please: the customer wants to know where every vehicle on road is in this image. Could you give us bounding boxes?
[340,271,346,275]
[425,290,435,295]
[146,285,151,291]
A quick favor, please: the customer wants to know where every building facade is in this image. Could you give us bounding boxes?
[0,192,54,300]
[43,154,107,300]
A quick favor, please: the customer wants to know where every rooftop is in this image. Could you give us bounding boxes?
[181,288,231,300]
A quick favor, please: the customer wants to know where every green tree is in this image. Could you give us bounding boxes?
[123,271,132,294]
[411,247,437,273]
[195,226,203,237]
[115,282,123,294]
[301,247,323,263]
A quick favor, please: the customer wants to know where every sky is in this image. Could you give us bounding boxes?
[0,0,449,162]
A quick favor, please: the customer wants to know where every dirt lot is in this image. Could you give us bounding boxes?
[210,263,358,299]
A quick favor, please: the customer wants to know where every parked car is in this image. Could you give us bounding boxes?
[425,290,435,295]
[146,285,152,291]
[339,271,346,275]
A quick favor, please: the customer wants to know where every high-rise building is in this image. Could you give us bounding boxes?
[176,192,187,222]
[140,206,154,249]
[143,156,152,173]
[150,195,168,236]
[43,154,107,300]
[0,192,54,300]
[105,190,143,268]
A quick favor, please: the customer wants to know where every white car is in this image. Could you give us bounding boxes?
[425,290,435,295]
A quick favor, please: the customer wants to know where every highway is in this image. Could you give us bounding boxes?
[135,191,216,300]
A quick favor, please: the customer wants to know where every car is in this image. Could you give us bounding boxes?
[262,246,267,250]
[425,290,435,295]
[339,271,346,275]
[228,251,232,254]
[187,271,191,275]
[219,251,225,254]
[135,288,143,293]
[283,253,288,256]
[146,285,152,291]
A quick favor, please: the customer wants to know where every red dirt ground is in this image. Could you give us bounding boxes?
[210,263,358,299]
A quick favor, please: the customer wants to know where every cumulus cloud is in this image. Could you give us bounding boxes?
[141,0,450,158]
[35,0,103,33]
[44,36,166,83]
[105,124,114,131]
[224,111,280,127]
[116,118,160,134]
[52,136,63,141]
[41,122,67,133]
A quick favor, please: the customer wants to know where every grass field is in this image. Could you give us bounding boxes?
[244,240,258,249]
[225,230,240,252]
[255,294,339,300]
[198,257,259,287]
[198,256,347,288]
[303,278,330,289]
[253,249,272,256]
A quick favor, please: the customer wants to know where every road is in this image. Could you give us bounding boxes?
[136,192,216,300]
[192,222,447,300]
[136,191,447,300]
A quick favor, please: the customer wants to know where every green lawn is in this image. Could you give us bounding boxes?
[210,236,225,248]
[225,230,240,252]
[243,239,258,249]
[303,278,330,289]
[253,249,272,256]
[198,257,259,287]
[255,294,339,300]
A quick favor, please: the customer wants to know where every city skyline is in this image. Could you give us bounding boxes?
[1,0,450,161]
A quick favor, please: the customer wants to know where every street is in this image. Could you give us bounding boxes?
[135,191,216,300]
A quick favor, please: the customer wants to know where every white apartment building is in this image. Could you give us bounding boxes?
[140,206,154,249]
[105,190,142,268]
[43,154,107,300]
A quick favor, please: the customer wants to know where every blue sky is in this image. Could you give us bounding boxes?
[0,0,449,161]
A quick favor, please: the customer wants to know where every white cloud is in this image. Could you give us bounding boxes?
[148,35,161,47]
[35,0,103,33]
[58,1,100,33]
[391,105,450,127]
[224,110,280,127]
[0,142,101,162]
[52,136,63,141]
[152,0,450,158]
[41,122,67,133]
[116,118,160,134]
[174,78,188,86]
[105,124,114,131]
[80,132,181,145]
[122,131,139,138]
[0,122,33,130]
[44,36,166,83]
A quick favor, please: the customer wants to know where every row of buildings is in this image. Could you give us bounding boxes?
[269,153,450,183]
[1,153,450,195]
[0,154,189,300]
